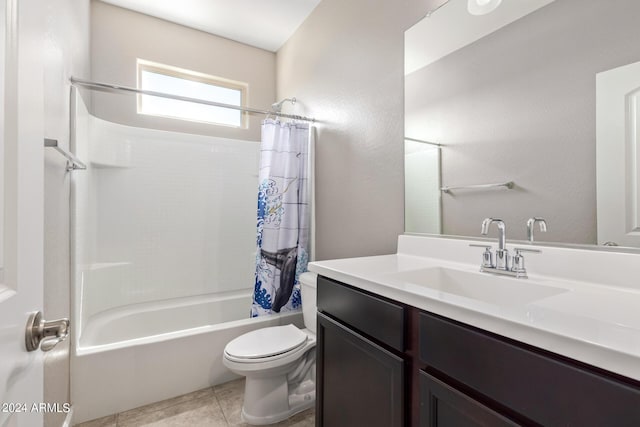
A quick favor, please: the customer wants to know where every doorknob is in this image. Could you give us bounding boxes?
[25,311,70,352]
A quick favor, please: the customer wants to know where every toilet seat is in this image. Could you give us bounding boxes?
[224,324,308,362]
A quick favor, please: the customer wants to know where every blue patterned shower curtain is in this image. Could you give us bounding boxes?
[251,119,311,317]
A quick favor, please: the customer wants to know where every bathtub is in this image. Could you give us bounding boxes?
[71,292,303,424]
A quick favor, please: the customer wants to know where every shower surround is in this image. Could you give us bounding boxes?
[70,91,302,423]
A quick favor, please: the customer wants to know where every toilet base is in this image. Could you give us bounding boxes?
[241,398,314,425]
[241,377,315,425]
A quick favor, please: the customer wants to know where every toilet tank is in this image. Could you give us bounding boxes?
[299,272,317,334]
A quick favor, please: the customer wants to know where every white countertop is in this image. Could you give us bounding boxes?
[308,235,640,382]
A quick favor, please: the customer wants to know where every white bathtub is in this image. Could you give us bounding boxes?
[71,292,303,424]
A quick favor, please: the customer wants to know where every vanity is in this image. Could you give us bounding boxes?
[309,235,640,426]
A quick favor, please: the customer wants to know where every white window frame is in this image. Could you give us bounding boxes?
[136,59,249,128]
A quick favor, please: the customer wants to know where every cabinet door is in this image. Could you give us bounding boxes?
[317,312,404,427]
[420,371,520,427]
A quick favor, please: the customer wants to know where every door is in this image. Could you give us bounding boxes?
[0,0,46,426]
[596,60,640,247]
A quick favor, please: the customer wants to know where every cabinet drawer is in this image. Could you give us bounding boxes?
[420,371,520,427]
[317,275,405,352]
[419,312,640,426]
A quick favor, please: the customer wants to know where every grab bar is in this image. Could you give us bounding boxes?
[45,138,87,171]
[441,181,514,194]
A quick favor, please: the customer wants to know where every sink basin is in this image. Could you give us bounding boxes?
[385,267,567,306]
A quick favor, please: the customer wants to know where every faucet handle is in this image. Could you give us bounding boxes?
[469,244,493,268]
[513,247,542,254]
[512,247,541,275]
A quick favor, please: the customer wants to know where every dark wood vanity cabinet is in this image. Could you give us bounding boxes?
[316,276,407,427]
[316,276,640,427]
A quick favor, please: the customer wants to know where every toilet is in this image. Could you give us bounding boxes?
[223,272,317,425]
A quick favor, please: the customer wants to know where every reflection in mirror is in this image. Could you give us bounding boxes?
[404,0,640,249]
[596,60,640,248]
[405,138,441,234]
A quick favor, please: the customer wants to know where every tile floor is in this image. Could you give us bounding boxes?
[75,379,315,427]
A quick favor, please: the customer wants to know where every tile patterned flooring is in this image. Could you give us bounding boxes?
[75,379,315,427]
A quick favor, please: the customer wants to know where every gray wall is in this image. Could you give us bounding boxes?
[406,0,640,244]
[90,0,276,141]
[43,0,90,426]
[277,0,434,260]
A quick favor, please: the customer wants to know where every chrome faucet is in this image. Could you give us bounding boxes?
[526,217,547,243]
[473,218,541,278]
[481,218,508,270]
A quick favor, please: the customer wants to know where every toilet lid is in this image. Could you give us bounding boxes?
[225,324,307,359]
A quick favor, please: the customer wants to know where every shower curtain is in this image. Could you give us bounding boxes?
[251,119,311,317]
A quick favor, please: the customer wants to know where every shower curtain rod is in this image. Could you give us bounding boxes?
[70,77,316,123]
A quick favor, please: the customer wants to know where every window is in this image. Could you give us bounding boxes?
[137,59,248,128]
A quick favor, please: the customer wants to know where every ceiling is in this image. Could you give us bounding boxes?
[99,0,322,52]
[405,0,556,75]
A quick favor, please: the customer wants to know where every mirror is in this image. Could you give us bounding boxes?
[404,0,640,249]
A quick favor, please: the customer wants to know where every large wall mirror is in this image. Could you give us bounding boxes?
[404,0,640,249]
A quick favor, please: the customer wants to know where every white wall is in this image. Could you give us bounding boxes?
[276,0,435,260]
[43,0,90,426]
[90,0,276,142]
